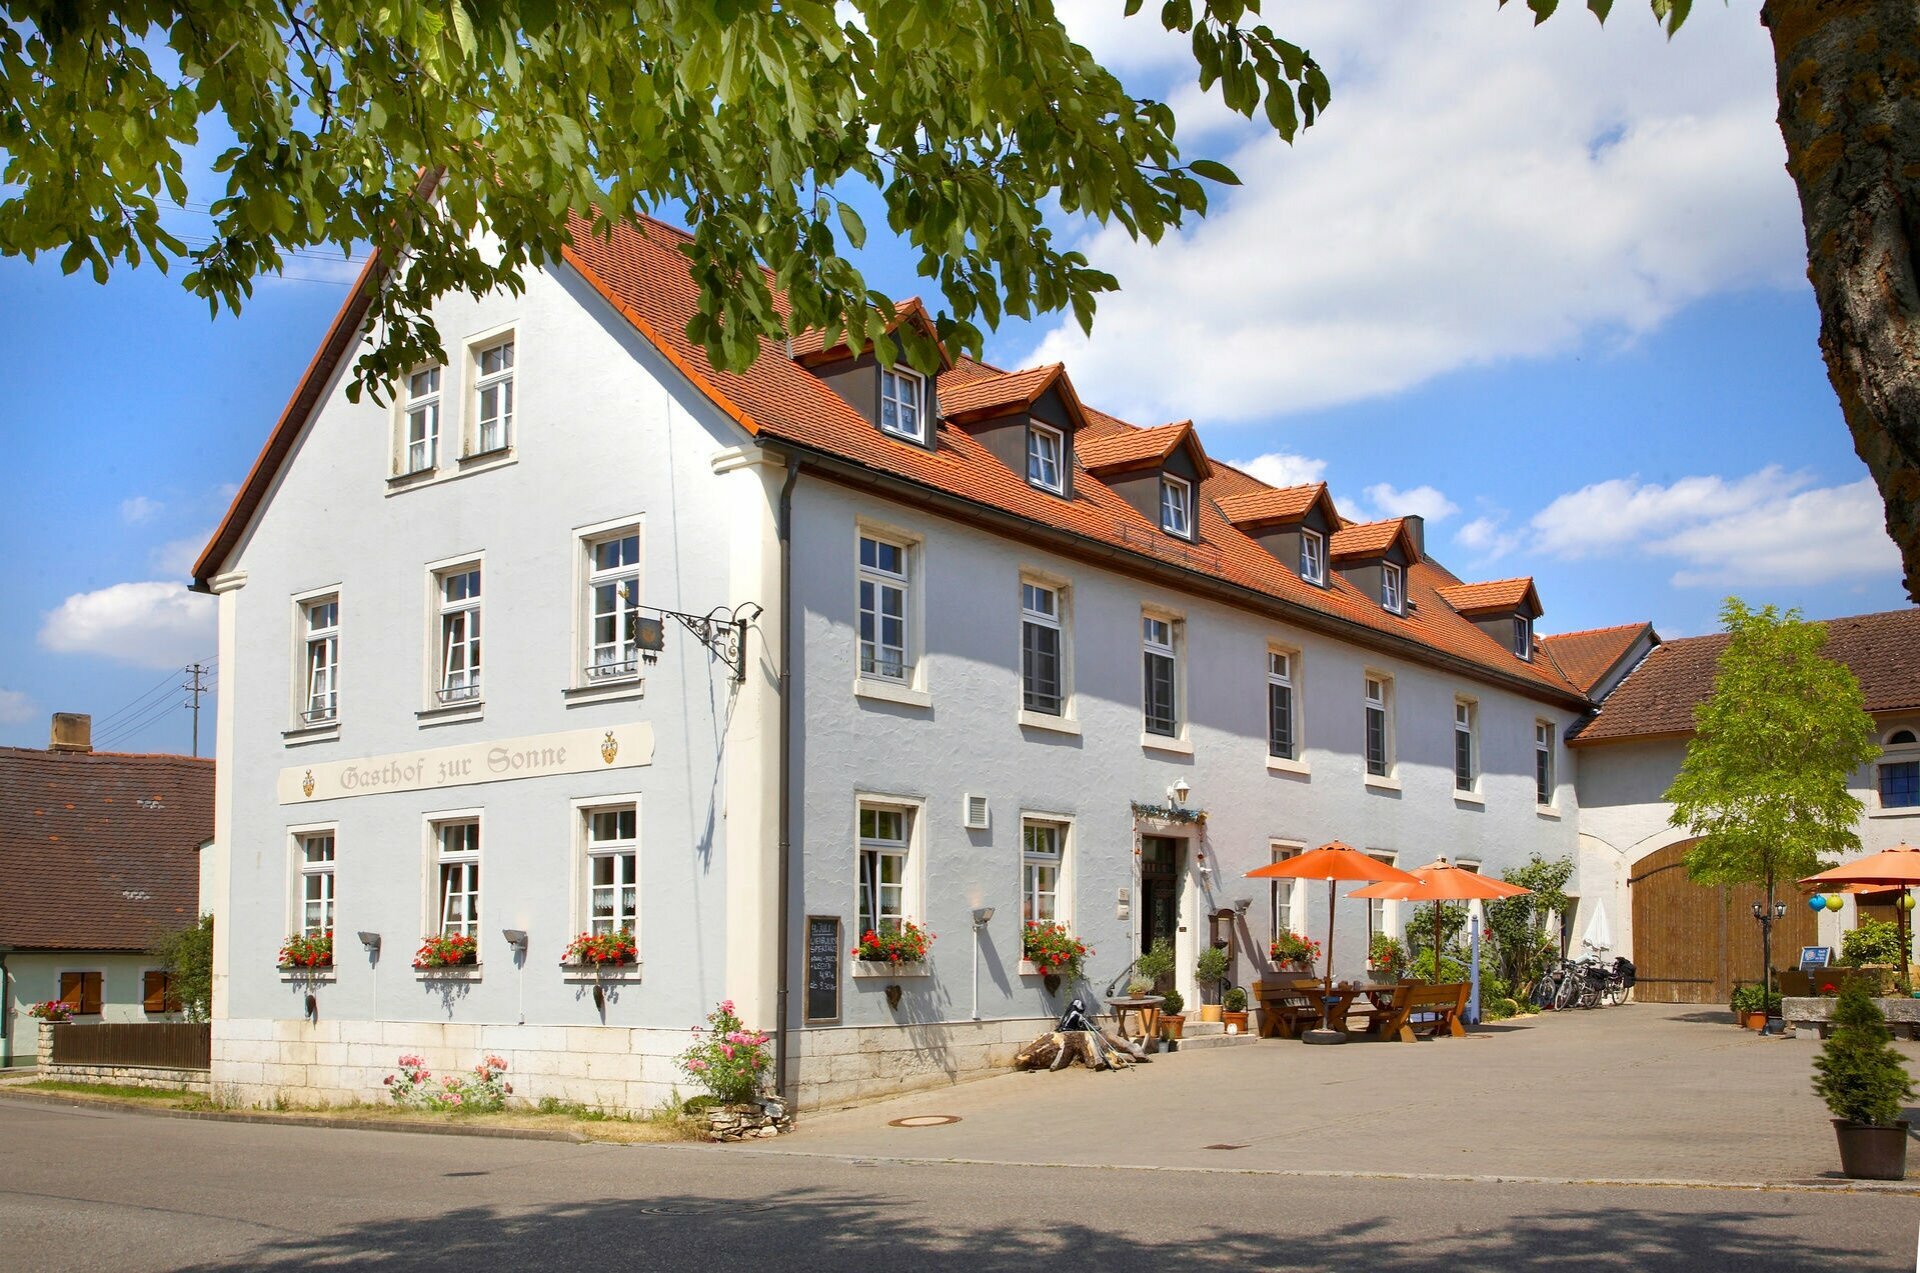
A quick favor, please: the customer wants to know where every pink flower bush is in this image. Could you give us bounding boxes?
[678,1000,771,1103]
[383,1052,510,1112]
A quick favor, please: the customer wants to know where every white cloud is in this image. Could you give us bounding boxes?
[1360,482,1458,524]
[1230,451,1327,488]
[0,688,33,725]
[39,582,215,669]
[1531,467,1808,558]
[150,531,211,579]
[1455,515,1521,561]
[1029,1,1802,424]
[120,495,163,524]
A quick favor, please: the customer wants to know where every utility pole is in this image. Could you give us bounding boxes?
[183,663,209,758]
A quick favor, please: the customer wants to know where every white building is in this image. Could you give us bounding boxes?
[193,215,1599,1110]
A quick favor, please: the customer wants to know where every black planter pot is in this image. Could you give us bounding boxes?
[1831,1119,1910,1180]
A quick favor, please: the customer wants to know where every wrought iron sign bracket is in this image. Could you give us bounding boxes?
[632,602,763,683]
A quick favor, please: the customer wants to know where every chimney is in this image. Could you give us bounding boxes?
[49,712,92,753]
[1401,514,1426,558]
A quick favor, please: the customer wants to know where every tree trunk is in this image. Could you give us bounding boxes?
[1762,0,1920,600]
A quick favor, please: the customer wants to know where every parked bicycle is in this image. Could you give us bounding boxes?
[1530,956,1634,1009]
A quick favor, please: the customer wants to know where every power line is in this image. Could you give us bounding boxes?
[92,667,186,731]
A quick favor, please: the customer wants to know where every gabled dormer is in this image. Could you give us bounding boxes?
[1437,578,1545,659]
[1330,518,1421,615]
[1077,421,1214,542]
[939,363,1090,497]
[1217,483,1340,587]
[791,298,951,450]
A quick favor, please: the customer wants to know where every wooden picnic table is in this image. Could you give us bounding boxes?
[1318,981,1400,1033]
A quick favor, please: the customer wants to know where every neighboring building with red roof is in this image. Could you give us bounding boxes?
[185,210,1714,1109]
[0,714,212,1066]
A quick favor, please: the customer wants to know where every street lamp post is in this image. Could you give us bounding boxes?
[1751,893,1788,1035]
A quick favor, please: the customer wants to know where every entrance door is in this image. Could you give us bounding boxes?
[1140,837,1183,984]
[1628,840,1819,1004]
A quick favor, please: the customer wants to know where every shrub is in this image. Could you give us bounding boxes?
[1222,987,1248,1013]
[1022,922,1091,980]
[1367,934,1407,980]
[1729,984,1783,1016]
[1409,949,1467,984]
[1135,938,1176,984]
[385,1053,511,1112]
[678,1000,772,1104]
[1160,988,1185,1016]
[1812,981,1915,1126]
[1405,902,1469,955]
[563,929,637,966]
[1839,918,1906,967]
[412,932,478,968]
[151,914,213,1022]
[1195,944,1229,998]
[278,930,332,969]
[1270,930,1321,967]
[852,921,931,963]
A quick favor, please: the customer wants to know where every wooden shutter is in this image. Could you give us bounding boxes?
[143,970,170,1013]
[61,971,101,1015]
[59,971,82,1010]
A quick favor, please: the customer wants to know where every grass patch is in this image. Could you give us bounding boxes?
[21,1080,197,1104]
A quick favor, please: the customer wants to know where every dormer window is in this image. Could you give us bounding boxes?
[1027,423,1065,493]
[1300,528,1326,586]
[1513,615,1533,660]
[1160,474,1193,538]
[1381,561,1404,614]
[879,366,925,443]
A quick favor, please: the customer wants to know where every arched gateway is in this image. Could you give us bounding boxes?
[1627,839,1820,1004]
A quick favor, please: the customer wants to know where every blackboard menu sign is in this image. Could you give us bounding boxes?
[806,915,841,1023]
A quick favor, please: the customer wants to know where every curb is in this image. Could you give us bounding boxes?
[0,1087,590,1143]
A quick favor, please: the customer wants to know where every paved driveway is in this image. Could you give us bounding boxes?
[769,1004,1919,1186]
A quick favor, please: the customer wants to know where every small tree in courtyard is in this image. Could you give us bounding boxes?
[1485,854,1575,995]
[1812,981,1914,1127]
[1666,599,1876,1014]
[151,914,214,1023]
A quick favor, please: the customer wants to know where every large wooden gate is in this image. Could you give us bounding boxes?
[1627,840,1819,1004]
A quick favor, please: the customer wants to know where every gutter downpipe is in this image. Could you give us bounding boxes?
[773,452,800,1103]
[0,947,9,1067]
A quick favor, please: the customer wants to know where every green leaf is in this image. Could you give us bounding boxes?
[1187,158,1241,186]
[837,201,866,250]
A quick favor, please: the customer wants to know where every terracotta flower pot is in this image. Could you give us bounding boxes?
[1222,1011,1249,1035]
[1832,1120,1910,1180]
[1198,1004,1223,1023]
[1161,1013,1185,1041]
[1742,1011,1768,1030]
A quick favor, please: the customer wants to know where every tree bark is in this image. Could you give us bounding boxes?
[1762,0,1920,600]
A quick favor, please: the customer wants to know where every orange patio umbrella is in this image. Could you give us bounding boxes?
[1246,841,1420,993]
[1800,844,1920,994]
[1350,858,1532,982]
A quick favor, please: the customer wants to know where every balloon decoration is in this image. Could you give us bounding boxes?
[1808,894,1828,912]
[1825,893,1846,911]
[1897,892,1916,913]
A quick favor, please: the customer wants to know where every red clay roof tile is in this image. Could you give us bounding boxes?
[1330,518,1415,562]
[1437,578,1540,616]
[1538,623,1652,696]
[1215,483,1331,527]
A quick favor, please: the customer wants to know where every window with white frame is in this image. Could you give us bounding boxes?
[1878,729,1918,809]
[435,821,480,937]
[1027,423,1065,493]
[1021,582,1064,714]
[1269,843,1301,942]
[1366,851,1397,942]
[857,804,911,938]
[435,565,482,703]
[302,597,339,724]
[404,366,441,473]
[1022,819,1066,925]
[474,339,515,454]
[585,804,638,936]
[1299,528,1326,585]
[1142,615,1179,737]
[1454,698,1478,792]
[1267,649,1297,760]
[585,529,642,681]
[1513,615,1533,660]
[879,366,925,442]
[1364,674,1392,777]
[1535,720,1556,805]
[298,832,336,935]
[1160,474,1193,538]
[857,534,910,682]
[1381,561,1405,614]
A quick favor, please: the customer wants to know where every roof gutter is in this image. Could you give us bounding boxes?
[775,440,1592,712]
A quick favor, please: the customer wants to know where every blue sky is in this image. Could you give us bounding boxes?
[0,0,1905,754]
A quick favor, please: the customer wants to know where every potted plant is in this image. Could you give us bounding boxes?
[278,930,333,970]
[1367,934,1407,981]
[1811,981,1914,1179]
[1159,988,1186,1041]
[852,921,932,965]
[1729,983,1781,1030]
[1135,938,1176,990]
[28,1000,73,1023]
[1195,945,1229,1022]
[412,932,479,969]
[1270,930,1322,972]
[563,929,638,967]
[1221,986,1250,1035]
[1022,921,1091,992]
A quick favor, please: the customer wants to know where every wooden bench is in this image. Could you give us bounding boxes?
[1256,973,1327,1039]
[1366,981,1469,1043]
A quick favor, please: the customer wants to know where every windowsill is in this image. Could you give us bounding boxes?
[852,960,930,979]
[416,700,484,727]
[1867,806,1920,819]
[1140,732,1194,756]
[854,677,932,709]
[1364,774,1402,793]
[1265,756,1310,777]
[459,445,513,467]
[1535,804,1562,820]
[386,466,440,489]
[283,722,340,746]
[1017,959,1074,978]
[414,965,483,982]
[1453,789,1485,807]
[563,678,646,707]
[560,963,644,984]
[278,968,337,983]
[1019,710,1081,736]
[384,452,517,496]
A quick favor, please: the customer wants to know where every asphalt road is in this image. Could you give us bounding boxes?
[3,1100,1916,1271]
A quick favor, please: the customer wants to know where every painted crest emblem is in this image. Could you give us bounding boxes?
[600,732,619,765]
[301,769,315,798]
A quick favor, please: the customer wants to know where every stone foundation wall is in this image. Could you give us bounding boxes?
[41,1062,211,1093]
[786,1015,1052,1109]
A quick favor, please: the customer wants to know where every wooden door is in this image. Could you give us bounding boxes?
[1628,840,1820,1004]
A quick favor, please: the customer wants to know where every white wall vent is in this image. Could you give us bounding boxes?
[963,793,990,830]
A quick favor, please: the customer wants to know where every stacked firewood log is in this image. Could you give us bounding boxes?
[1013,1028,1149,1071]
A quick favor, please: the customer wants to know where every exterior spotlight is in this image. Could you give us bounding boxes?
[971,906,995,929]
[357,931,381,953]
[1232,897,1253,915]
[502,929,528,950]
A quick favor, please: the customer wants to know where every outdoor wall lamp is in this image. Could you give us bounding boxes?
[1232,897,1252,916]
[970,907,995,929]
[1168,779,1192,808]
[356,931,381,954]
[502,929,528,951]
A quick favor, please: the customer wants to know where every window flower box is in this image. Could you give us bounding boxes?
[278,931,334,971]
[28,1000,72,1023]
[562,929,637,968]
[1021,922,1090,984]
[852,921,931,965]
[852,960,930,978]
[412,933,479,969]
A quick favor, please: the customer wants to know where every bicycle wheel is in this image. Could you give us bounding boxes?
[1553,973,1579,1010]
[1603,980,1626,1007]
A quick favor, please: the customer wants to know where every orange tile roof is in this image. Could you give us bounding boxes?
[786,298,942,364]
[1330,518,1415,562]
[1537,623,1652,696]
[1437,578,1539,616]
[1215,483,1331,527]
[940,364,1067,420]
[197,214,1588,707]
[1076,420,1213,479]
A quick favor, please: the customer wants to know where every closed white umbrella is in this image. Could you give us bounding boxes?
[1582,900,1613,954]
